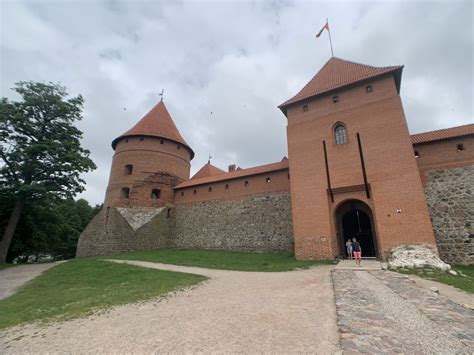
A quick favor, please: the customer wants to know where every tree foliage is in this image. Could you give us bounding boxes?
[0,81,96,262]
[0,198,101,262]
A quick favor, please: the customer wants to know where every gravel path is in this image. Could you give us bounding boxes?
[0,261,340,354]
[0,262,64,300]
[333,270,473,354]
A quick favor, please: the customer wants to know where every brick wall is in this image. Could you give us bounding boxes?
[174,169,290,204]
[172,192,293,252]
[285,75,436,260]
[414,136,474,185]
[104,136,192,208]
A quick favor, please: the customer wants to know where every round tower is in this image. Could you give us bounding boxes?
[104,100,194,208]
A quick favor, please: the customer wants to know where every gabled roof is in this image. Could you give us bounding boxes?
[191,162,226,180]
[411,124,474,144]
[175,160,289,189]
[279,57,403,113]
[112,100,194,158]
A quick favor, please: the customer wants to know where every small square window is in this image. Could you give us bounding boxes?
[125,139,129,143]
[124,164,133,175]
[151,189,161,199]
[193,189,197,195]
[266,177,271,183]
[181,191,184,196]
[121,187,130,198]
[366,85,373,93]
[177,145,181,150]
[208,187,212,192]
[332,96,339,103]
[160,140,164,144]
[225,184,229,189]
[457,144,465,151]
[303,105,309,112]
[139,137,144,141]
[414,151,420,158]
[244,181,249,187]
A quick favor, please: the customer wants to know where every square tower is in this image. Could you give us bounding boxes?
[280,57,437,260]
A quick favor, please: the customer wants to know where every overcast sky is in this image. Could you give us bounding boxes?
[1,0,472,205]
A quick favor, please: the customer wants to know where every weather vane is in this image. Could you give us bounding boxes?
[159,89,164,102]
[208,154,212,164]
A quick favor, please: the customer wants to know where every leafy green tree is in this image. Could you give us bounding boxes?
[0,82,96,263]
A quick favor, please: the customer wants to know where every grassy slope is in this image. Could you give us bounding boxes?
[0,264,18,271]
[111,248,331,272]
[0,258,206,329]
[398,265,474,293]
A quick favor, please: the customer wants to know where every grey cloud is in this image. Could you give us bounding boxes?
[1,0,472,205]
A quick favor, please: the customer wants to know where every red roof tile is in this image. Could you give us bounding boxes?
[175,160,289,189]
[112,100,194,158]
[279,57,403,111]
[411,124,474,144]
[191,162,226,180]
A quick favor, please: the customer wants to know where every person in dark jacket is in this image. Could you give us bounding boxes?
[352,237,362,266]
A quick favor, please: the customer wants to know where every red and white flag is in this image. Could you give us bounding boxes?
[316,19,329,38]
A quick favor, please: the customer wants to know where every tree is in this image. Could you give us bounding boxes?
[0,82,96,263]
[2,198,101,262]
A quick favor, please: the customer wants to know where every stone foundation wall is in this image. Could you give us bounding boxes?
[172,192,294,252]
[424,165,474,265]
[76,207,172,257]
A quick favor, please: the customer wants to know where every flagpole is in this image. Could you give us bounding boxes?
[326,18,334,57]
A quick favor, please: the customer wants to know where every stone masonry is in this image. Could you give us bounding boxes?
[173,192,293,252]
[76,207,172,257]
[424,165,474,265]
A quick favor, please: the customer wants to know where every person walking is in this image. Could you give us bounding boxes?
[345,239,352,259]
[352,237,362,266]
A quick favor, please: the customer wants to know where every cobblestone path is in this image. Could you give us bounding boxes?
[333,270,474,354]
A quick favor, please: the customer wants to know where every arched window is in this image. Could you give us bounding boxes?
[334,124,347,145]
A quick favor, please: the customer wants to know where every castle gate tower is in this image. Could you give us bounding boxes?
[279,57,437,260]
[104,100,194,208]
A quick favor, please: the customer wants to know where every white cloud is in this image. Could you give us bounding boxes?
[1,0,472,205]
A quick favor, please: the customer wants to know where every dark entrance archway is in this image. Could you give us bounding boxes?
[336,200,378,258]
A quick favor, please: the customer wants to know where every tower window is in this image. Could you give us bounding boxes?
[334,124,347,145]
[167,208,171,218]
[366,85,373,93]
[208,187,212,192]
[177,145,181,150]
[181,191,184,196]
[193,189,197,195]
[266,177,271,183]
[415,151,420,158]
[457,144,465,151]
[121,187,130,198]
[332,95,339,103]
[160,140,164,144]
[151,189,161,199]
[124,164,133,175]
[245,181,249,187]
[303,105,309,112]
[139,137,144,141]
[225,184,229,190]
[125,139,129,143]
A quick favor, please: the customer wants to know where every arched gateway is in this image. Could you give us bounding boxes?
[335,200,378,258]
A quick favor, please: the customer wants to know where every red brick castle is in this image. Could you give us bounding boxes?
[77,57,474,264]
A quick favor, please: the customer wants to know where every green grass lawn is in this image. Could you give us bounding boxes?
[0,258,206,329]
[0,263,18,271]
[397,265,474,293]
[110,248,332,272]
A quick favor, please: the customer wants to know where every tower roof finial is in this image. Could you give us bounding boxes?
[159,89,164,102]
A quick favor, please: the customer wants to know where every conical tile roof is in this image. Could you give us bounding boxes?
[191,162,226,180]
[112,100,194,158]
[279,57,403,113]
